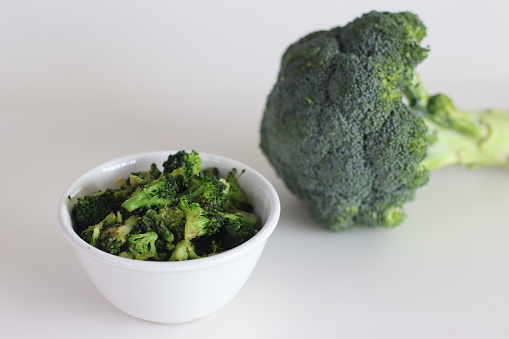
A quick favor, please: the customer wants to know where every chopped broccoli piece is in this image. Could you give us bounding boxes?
[178,196,222,240]
[184,173,229,211]
[72,189,115,232]
[94,215,138,255]
[260,10,509,231]
[169,239,201,261]
[224,168,253,212]
[121,173,178,212]
[163,150,202,179]
[81,211,121,247]
[215,212,258,251]
[125,231,159,260]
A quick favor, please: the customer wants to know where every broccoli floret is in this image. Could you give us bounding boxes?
[169,239,201,261]
[80,211,121,247]
[163,150,202,180]
[178,196,222,240]
[94,215,138,254]
[138,209,176,259]
[121,173,178,212]
[184,173,229,211]
[72,189,115,232]
[261,10,509,231]
[224,168,254,212]
[126,163,162,187]
[124,231,159,260]
[215,212,258,251]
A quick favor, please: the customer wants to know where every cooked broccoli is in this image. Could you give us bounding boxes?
[73,150,259,261]
[123,231,159,260]
[178,196,222,240]
[72,187,132,233]
[184,173,229,211]
[169,239,201,261]
[81,211,121,247]
[121,173,178,212]
[163,150,202,179]
[260,11,509,231]
[94,215,138,255]
[215,212,259,251]
[127,163,163,187]
[224,168,253,212]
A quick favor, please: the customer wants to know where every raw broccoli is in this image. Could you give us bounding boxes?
[121,173,178,212]
[260,10,509,231]
[74,150,259,261]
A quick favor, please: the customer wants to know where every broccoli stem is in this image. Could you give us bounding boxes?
[404,73,509,171]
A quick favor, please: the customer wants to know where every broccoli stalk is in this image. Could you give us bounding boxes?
[405,72,509,170]
[260,10,509,231]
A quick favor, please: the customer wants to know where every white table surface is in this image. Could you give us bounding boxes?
[2,1,509,338]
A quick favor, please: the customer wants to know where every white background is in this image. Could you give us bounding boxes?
[1,0,509,338]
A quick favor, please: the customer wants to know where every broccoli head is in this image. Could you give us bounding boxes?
[260,11,509,231]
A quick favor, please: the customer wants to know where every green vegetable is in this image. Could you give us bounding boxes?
[260,10,509,231]
[71,150,259,261]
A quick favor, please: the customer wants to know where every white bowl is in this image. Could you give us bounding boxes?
[58,150,280,324]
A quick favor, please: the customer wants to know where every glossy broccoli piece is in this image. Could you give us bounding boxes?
[260,11,509,231]
[74,150,259,261]
[121,173,178,212]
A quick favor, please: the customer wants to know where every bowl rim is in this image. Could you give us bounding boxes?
[58,150,280,273]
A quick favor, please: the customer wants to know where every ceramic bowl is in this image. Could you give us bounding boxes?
[58,150,280,324]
